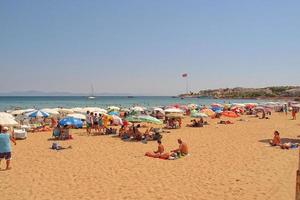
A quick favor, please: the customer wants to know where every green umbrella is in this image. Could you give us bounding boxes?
[125,115,162,125]
[191,112,208,118]
[125,115,143,123]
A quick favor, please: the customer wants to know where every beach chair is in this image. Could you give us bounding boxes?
[13,129,27,139]
[52,128,61,138]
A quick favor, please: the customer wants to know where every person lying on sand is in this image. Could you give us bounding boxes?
[280,142,299,149]
[269,131,281,146]
[51,142,72,151]
[218,120,234,125]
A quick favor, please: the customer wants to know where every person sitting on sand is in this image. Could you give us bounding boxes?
[171,139,188,156]
[269,131,281,146]
[133,124,143,141]
[143,128,163,141]
[60,125,71,140]
[0,126,16,170]
[154,140,164,155]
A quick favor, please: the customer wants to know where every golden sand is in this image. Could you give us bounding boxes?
[1,113,299,200]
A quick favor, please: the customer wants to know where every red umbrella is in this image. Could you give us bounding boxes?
[222,111,239,118]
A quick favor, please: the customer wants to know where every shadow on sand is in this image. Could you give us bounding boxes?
[259,138,300,144]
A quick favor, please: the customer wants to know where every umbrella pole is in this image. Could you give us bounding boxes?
[296,147,300,200]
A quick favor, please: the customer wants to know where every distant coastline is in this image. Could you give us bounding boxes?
[179,86,300,101]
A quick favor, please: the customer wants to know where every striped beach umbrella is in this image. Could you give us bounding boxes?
[26,110,50,118]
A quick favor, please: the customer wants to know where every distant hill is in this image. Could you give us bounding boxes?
[0,90,133,96]
[179,86,300,99]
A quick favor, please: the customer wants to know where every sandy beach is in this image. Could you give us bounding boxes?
[1,113,299,200]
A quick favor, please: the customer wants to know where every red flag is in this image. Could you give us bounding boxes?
[182,73,188,78]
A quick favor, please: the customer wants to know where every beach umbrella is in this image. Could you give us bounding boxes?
[191,112,208,118]
[80,107,107,114]
[211,107,223,112]
[200,109,215,117]
[111,115,123,125]
[26,110,50,118]
[125,116,143,123]
[72,107,83,113]
[131,106,144,112]
[120,108,130,112]
[107,106,120,111]
[164,108,184,113]
[108,111,119,116]
[10,109,35,115]
[211,103,223,108]
[179,105,189,112]
[67,113,86,120]
[215,109,223,114]
[41,108,60,115]
[292,104,300,108]
[55,108,74,114]
[0,112,14,119]
[153,107,165,114]
[59,117,83,128]
[0,116,18,126]
[222,111,239,118]
[165,113,184,118]
[125,115,162,125]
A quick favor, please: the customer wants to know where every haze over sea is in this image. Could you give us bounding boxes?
[0,96,268,112]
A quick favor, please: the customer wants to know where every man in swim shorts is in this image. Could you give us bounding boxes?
[0,126,16,170]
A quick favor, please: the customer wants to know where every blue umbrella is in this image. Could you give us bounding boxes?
[59,117,83,128]
[27,110,50,118]
[108,111,119,116]
[211,107,223,112]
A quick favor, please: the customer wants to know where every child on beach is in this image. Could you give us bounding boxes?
[0,126,16,170]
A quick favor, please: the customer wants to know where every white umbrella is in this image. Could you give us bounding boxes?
[10,109,35,115]
[164,108,184,113]
[80,107,107,114]
[71,107,83,113]
[67,113,86,120]
[120,108,130,112]
[0,116,18,126]
[153,107,165,113]
[131,106,144,112]
[41,108,60,115]
[111,115,123,125]
[107,106,120,111]
[0,112,14,119]
[55,108,74,114]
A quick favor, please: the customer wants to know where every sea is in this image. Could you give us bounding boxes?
[0,96,271,112]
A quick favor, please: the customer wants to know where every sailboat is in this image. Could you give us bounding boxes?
[88,85,96,99]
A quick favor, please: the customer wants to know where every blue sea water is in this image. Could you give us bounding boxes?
[0,96,266,111]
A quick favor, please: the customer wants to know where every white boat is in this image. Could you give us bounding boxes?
[88,85,96,99]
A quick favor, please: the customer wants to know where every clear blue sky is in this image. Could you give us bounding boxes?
[1,0,299,95]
